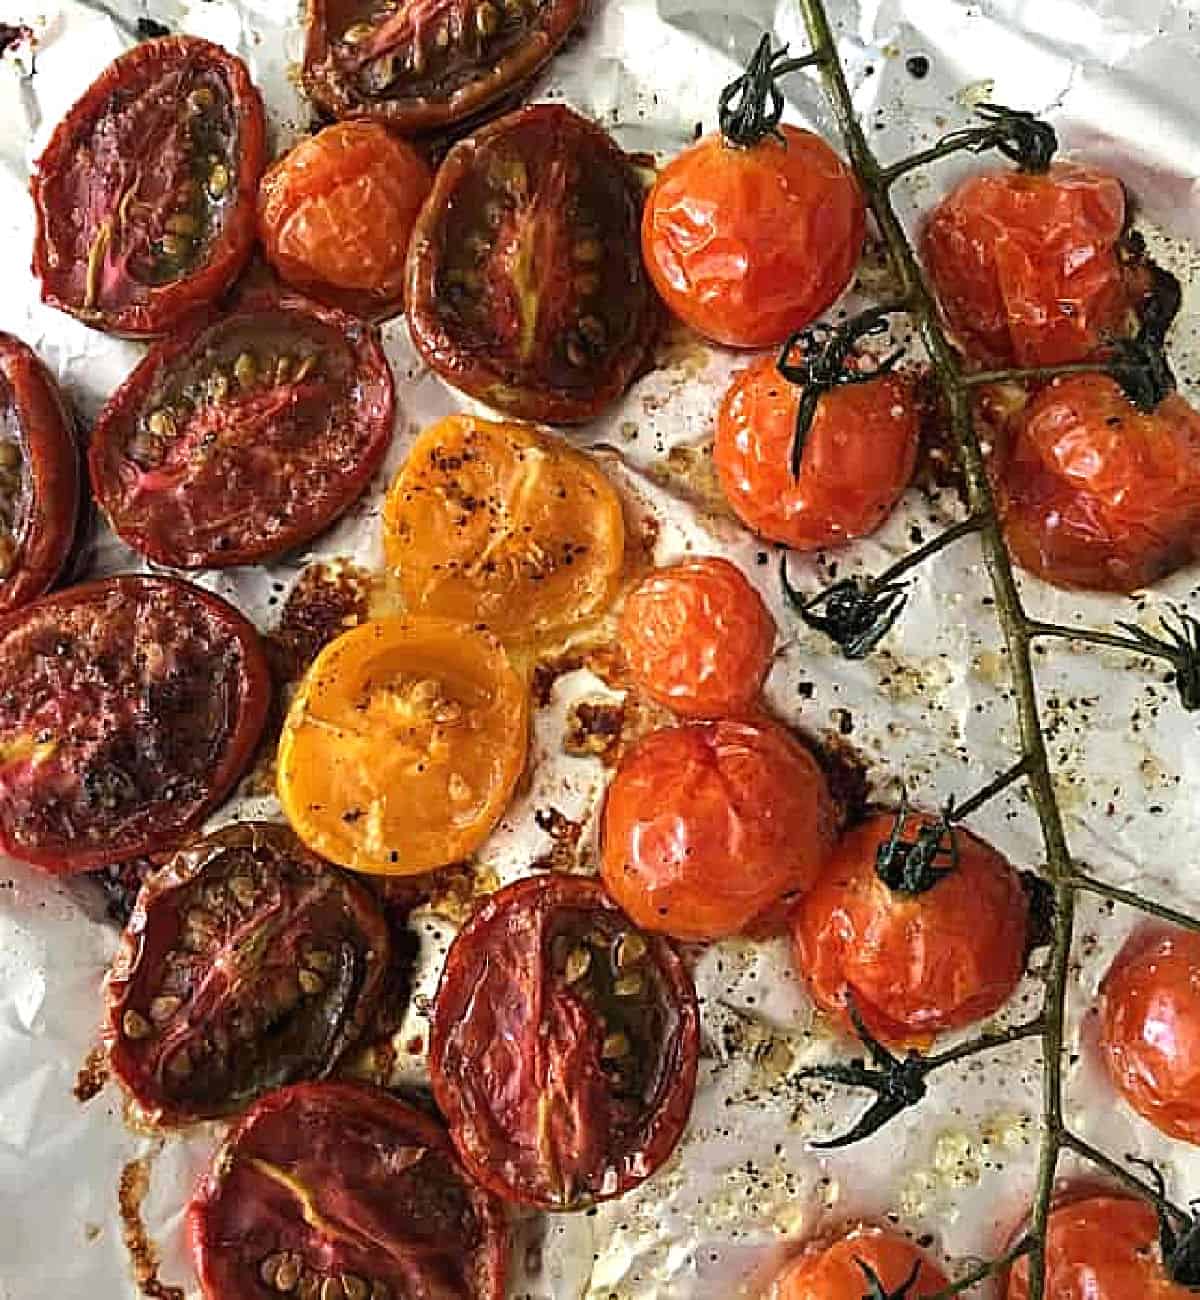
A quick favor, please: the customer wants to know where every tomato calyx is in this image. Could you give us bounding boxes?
[717,35,822,148]
[873,797,957,896]
[1125,1156,1200,1289]
[855,1257,923,1300]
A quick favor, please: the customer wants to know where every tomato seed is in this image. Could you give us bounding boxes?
[343,22,372,42]
[228,874,256,908]
[565,946,590,983]
[293,355,317,382]
[298,969,324,996]
[148,995,182,1024]
[616,932,646,967]
[476,3,499,36]
[234,352,258,389]
[565,338,588,367]
[305,948,335,973]
[274,1254,302,1291]
[602,1031,629,1059]
[159,233,190,260]
[0,441,20,470]
[614,973,643,998]
[187,86,215,113]
[341,1277,368,1300]
[434,24,449,48]
[322,1278,347,1300]
[147,409,176,441]
[122,1009,152,1040]
[207,163,229,199]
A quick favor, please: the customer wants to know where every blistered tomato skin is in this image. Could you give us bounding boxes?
[190,1081,509,1300]
[601,717,837,942]
[31,37,265,338]
[641,127,865,349]
[429,874,699,1210]
[715,356,920,550]
[922,162,1129,367]
[618,556,775,718]
[772,1227,949,1300]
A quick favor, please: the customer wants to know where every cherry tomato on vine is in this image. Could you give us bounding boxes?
[771,1227,949,1299]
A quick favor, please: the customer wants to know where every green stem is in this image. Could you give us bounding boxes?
[948,756,1033,823]
[1068,872,1200,934]
[871,516,984,589]
[1026,620,1169,660]
[926,1239,1035,1300]
[1060,1131,1188,1221]
[923,1017,1045,1070]
[962,361,1114,387]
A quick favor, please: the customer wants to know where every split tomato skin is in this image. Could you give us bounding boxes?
[641,126,865,349]
[771,1227,949,1299]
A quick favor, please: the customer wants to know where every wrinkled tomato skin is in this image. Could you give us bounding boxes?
[642,127,865,349]
[89,291,395,568]
[1100,928,1200,1145]
[792,812,1029,1045]
[429,874,699,1211]
[618,556,776,718]
[771,1227,949,1300]
[0,575,269,873]
[190,1081,508,1300]
[997,374,1200,593]
[715,356,919,550]
[922,162,1129,367]
[601,717,836,942]
[0,334,80,613]
[31,37,265,338]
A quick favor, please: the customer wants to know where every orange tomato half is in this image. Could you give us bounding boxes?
[772,1227,949,1300]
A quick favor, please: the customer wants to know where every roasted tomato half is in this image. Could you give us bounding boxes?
[190,1081,508,1300]
[997,374,1200,592]
[0,334,80,613]
[771,1227,949,1299]
[0,576,268,873]
[601,717,836,942]
[406,104,657,423]
[278,616,529,875]
[31,36,265,338]
[430,874,699,1210]
[792,811,1029,1045]
[303,0,585,135]
[922,162,1129,367]
[105,822,391,1124]
[383,415,624,641]
[89,292,395,568]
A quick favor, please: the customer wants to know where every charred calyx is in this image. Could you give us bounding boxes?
[1106,332,1176,413]
[1127,1157,1200,1289]
[1117,606,1200,710]
[718,34,823,148]
[782,564,908,660]
[856,1258,923,1300]
[875,795,958,894]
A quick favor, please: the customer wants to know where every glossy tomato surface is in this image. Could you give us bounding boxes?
[303,0,585,134]
[642,126,864,349]
[715,355,920,550]
[258,122,432,318]
[997,374,1200,592]
[792,811,1029,1044]
[190,1081,508,1300]
[383,415,625,642]
[601,717,836,942]
[430,874,699,1209]
[922,162,1129,367]
[89,292,395,568]
[0,334,79,613]
[32,36,265,337]
[0,576,268,872]
[106,823,391,1124]
[771,1227,949,1299]
[406,104,656,423]
[618,556,775,718]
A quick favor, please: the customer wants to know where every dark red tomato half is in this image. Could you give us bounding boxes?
[0,575,269,872]
[31,36,265,338]
[190,1081,508,1300]
[430,874,699,1210]
[89,292,395,567]
[105,822,391,1124]
[406,104,657,424]
[0,334,80,613]
[303,0,586,135]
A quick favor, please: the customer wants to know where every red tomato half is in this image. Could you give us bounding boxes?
[32,37,265,337]
[618,556,776,718]
[715,355,919,550]
[89,292,394,567]
[772,1226,949,1299]
[190,1081,508,1300]
[430,874,699,1210]
[601,717,836,942]
[642,126,865,349]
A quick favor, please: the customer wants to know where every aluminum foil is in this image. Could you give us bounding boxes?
[2,0,1200,1296]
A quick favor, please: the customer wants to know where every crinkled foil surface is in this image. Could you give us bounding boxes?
[2,0,1200,1295]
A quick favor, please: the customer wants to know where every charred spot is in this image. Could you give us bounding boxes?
[564,696,626,764]
[1020,869,1056,953]
[89,854,162,925]
[531,805,587,874]
[1119,228,1183,346]
[266,562,372,687]
[807,728,871,830]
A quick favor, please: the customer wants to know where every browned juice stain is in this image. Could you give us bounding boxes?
[117,1154,184,1300]
[74,1043,109,1103]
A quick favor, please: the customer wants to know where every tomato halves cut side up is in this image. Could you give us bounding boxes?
[32,36,265,338]
[406,104,657,423]
[430,874,699,1209]
[771,1226,949,1300]
[89,292,395,568]
[190,1081,508,1300]
[0,576,269,872]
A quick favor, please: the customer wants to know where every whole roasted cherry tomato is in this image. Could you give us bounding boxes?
[1100,928,1200,1144]
[715,355,920,550]
[303,0,585,135]
[0,576,268,873]
[601,717,836,942]
[190,1081,508,1300]
[922,162,1129,367]
[278,616,529,875]
[89,292,395,568]
[771,1226,949,1299]
[383,415,625,642]
[406,104,657,423]
[258,122,432,318]
[31,36,265,337]
[430,874,699,1209]
[792,810,1029,1044]
[0,334,80,612]
[997,374,1200,592]
[618,556,775,718]
[105,822,391,1124]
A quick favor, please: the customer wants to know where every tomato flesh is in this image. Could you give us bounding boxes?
[772,1227,949,1299]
